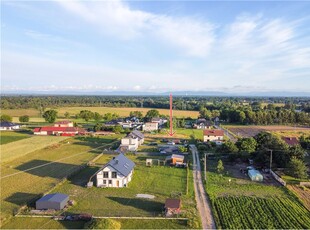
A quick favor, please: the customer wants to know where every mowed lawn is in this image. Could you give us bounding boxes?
[0,136,119,226]
[50,155,187,217]
[2,107,199,119]
[0,131,31,145]
[205,160,310,229]
[1,135,69,162]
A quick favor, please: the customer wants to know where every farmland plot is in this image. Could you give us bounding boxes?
[205,161,310,229]
[224,125,310,138]
[0,131,31,145]
[0,136,118,226]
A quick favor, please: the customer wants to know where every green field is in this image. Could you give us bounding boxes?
[2,106,199,119]
[205,160,310,229]
[51,154,187,217]
[0,135,120,226]
[1,135,69,162]
[0,131,31,145]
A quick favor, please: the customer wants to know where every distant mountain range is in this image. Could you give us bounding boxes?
[1,90,310,97]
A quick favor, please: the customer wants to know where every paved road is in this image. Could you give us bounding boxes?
[190,144,216,229]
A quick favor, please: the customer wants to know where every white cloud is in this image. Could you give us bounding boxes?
[56,0,215,57]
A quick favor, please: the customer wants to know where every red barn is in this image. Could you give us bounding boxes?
[33,127,85,136]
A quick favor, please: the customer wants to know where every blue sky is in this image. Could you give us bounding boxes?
[1,1,310,94]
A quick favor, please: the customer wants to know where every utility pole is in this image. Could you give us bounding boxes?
[269,149,273,171]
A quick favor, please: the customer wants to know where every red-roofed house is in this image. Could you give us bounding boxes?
[33,126,85,136]
[203,129,224,145]
[282,137,299,146]
[54,120,74,127]
[164,198,181,216]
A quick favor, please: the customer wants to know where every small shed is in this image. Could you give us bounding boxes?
[36,193,69,210]
[248,169,263,182]
[165,154,184,165]
[164,198,181,216]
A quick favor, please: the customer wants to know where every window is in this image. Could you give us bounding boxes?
[103,180,106,184]
[112,172,117,178]
[109,180,112,184]
[103,172,108,178]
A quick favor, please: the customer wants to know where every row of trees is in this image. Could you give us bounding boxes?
[218,132,308,179]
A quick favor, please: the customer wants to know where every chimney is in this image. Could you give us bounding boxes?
[115,159,119,164]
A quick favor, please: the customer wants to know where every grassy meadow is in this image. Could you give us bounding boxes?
[50,154,187,217]
[0,135,120,226]
[0,131,31,145]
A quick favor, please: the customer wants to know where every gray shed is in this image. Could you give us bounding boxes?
[36,193,69,210]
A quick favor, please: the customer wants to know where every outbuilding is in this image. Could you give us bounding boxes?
[36,193,69,210]
[164,198,181,216]
[248,169,263,182]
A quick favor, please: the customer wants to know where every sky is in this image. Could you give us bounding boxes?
[1,0,310,94]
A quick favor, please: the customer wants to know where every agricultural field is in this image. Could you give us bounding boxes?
[205,160,310,229]
[223,125,310,138]
[2,106,199,119]
[287,185,310,211]
[1,135,69,162]
[0,135,120,226]
[144,128,203,141]
[0,131,31,145]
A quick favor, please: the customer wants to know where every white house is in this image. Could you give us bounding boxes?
[129,130,144,145]
[0,122,20,131]
[143,122,158,132]
[193,119,212,129]
[203,129,224,145]
[95,154,135,188]
[120,136,139,151]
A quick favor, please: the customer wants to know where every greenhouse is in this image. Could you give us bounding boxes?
[248,169,263,182]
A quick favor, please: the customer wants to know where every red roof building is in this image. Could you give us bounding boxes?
[203,129,224,145]
[54,120,74,127]
[282,137,299,146]
[33,126,85,136]
[164,198,181,216]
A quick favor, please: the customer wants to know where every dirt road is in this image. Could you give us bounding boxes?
[190,144,216,229]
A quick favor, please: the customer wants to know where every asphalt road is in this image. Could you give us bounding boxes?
[190,144,216,229]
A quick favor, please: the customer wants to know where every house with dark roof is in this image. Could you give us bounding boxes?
[193,118,212,129]
[0,122,20,131]
[282,137,299,146]
[203,129,224,145]
[36,193,69,210]
[164,198,181,216]
[95,154,135,188]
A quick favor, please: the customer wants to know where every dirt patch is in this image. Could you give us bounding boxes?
[287,185,310,211]
[226,126,310,138]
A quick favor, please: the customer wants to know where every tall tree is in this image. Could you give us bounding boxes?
[19,115,29,122]
[286,158,308,179]
[0,114,12,122]
[145,109,160,120]
[42,110,58,123]
[236,137,257,153]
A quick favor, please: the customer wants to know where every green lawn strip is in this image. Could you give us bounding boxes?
[1,217,85,229]
[0,131,31,145]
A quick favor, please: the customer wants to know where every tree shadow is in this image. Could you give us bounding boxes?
[107,196,163,213]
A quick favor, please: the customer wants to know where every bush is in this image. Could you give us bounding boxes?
[19,115,30,122]
[1,114,12,122]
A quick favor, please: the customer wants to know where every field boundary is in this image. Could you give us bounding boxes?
[15,215,188,220]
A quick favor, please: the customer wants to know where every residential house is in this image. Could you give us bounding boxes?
[165,154,184,165]
[203,129,224,145]
[193,119,212,129]
[0,122,20,131]
[143,122,159,132]
[151,117,167,127]
[164,198,181,216]
[33,126,85,136]
[129,130,144,145]
[54,120,74,127]
[95,154,135,188]
[120,136,139,151]
[282,137,299,146]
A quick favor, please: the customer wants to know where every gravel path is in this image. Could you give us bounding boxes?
[190,144,216,229]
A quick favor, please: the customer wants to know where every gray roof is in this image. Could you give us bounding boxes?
[130,130,144,140]
[0,122,18,127]
[37,193,68,203]
[106,154,135,177]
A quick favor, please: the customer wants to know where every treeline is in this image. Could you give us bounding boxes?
[2,95,310,111]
